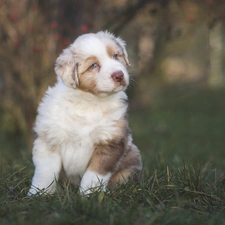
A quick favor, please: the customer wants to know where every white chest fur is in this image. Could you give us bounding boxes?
[34,82,128,178]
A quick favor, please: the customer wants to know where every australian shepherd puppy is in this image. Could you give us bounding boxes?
[28,31,142,195]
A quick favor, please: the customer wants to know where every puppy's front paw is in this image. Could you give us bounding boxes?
[79,184,106,196]
[79,187,93,196]
[79,170,111,195]
[27,187,39,196]
[27,185,53,196]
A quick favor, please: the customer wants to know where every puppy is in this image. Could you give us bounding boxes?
[28,31,142,195]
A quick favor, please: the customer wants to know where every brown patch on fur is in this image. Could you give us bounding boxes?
[87,115,142,188]
[88,117,129,174]
[108,144,142,189]
[74,63,79,87]
[122,55,130,67]
[78,56,100,74]
[113,39,130,66]
[106,45,115,58]
[78,71,97,94]
[89,137,127,175]
[77,56,100,94]
[106,43,129,67]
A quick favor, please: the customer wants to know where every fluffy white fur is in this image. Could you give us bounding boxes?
[28,31,142,196]
[80,170,112,194]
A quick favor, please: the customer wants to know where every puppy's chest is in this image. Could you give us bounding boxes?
[66,104,125,143]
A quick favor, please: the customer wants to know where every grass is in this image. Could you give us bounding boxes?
[1,86,225,225]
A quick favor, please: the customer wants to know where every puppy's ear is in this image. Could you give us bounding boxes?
[116,37,130,66]
[55,48,79,88]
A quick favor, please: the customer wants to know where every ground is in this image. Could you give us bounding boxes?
[1,86,225,225]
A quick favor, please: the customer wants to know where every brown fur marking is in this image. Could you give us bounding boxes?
[87,116,128,174]
[78,71,97,94]
[89,138,126,175]
[108,144,142,188]
[106,43,129,67]
[106,45,115,58]
[77,56,100,94]
[78,56,100,74]
[87,117,142,189]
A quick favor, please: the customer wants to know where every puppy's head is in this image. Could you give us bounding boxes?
[55,31,130,95]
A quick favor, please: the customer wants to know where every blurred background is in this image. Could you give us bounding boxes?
[0,0,225,168]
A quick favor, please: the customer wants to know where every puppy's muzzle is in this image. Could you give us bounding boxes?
[111,71,124,83]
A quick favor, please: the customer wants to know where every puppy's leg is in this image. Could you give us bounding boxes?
[108,144,142,189]
[79,139,125,195]
[28,138,61,196]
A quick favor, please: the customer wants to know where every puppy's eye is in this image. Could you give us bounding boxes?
[113,54,118,60]
[90,63,99,69]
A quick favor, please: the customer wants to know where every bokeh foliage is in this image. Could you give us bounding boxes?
[0,0,225,142]
[1,2,225,224]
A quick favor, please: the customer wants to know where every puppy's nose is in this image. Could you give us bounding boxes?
[111,71,124,83]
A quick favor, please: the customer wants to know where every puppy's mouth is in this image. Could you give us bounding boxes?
[97,81,127,97]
